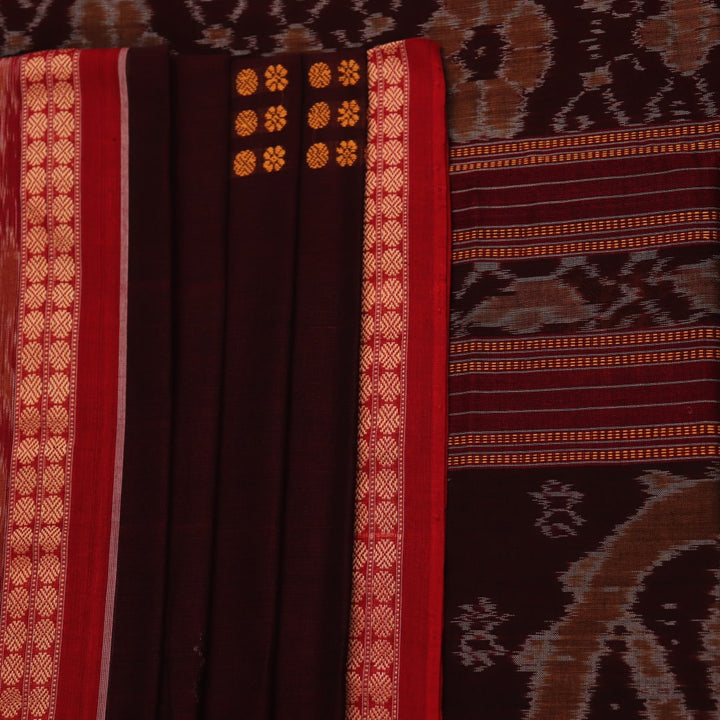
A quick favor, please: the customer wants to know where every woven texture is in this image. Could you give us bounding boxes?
[444,120,720,719]
[3,1,720,142]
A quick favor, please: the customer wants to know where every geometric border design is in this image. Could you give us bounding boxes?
[449,119,720,160]
[346,41,409,720]
[0,50,80,720]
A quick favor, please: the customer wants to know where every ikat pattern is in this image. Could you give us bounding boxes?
[445,117,720,718]
[0,50,79,720]
[346,42,408,720]
[4,1,720,141]
[445,465,720,719]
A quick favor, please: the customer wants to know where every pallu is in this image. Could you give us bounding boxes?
[0,39,450,720]
[444,122,720,718]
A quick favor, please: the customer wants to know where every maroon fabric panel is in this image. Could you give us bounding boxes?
[273,49,366,720]
[157,54,230,720]
[106,46,172,720]
[201,54,302,720]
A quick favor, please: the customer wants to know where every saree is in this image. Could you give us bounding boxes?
[0,48,129,719]
[444,121,720,718]
[0,39,450,720]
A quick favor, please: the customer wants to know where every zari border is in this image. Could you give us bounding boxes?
[347,41,410,720]
[0,50,81,720]
[347,39,448,720]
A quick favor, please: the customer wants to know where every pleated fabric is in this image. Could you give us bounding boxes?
[0,42,451,720]
[106,46,172,720]
[203,49,367,720]
[158,53,230,720]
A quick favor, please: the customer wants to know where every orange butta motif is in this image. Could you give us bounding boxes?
[233,150,256,176]
[235,68,258,96]
[308,61,331,88]
[264,64,288,92]
[264,105,287,132]
[346,41,408,720]
[306,142,329,169]
[307,101,330,129]
[338,99,360,127]
[338,58,361,86]
[234,109,258,137]
[262,145,285,172]
[0,50,79,720]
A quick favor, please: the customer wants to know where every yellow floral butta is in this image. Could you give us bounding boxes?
[264,64,289,92]
[337,58,360,86]
[263,145,286,172]
[264,105,287,132]
[336,139,357,167]
[235,68,258,96]
[338,99,360,127]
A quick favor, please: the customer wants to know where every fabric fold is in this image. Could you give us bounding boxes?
[106,45,172,720]
[157,53,230,720]
[273,48,367,720]
[0,40,451,720]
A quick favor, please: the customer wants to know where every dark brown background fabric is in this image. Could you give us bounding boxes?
[107,45,173,720]
[158,53,230,720]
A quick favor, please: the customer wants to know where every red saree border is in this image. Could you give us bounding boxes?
[0,50,82,720]
[95,48,129,720]
[56,49,124,720]
[346,39,448,720]
[0,49,125,720]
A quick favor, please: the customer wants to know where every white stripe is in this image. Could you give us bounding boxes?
[449,399,714,416]
[452,186,720,213]
[449,377,717,397]
[451,165,716,194]
[96,47,129,720]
